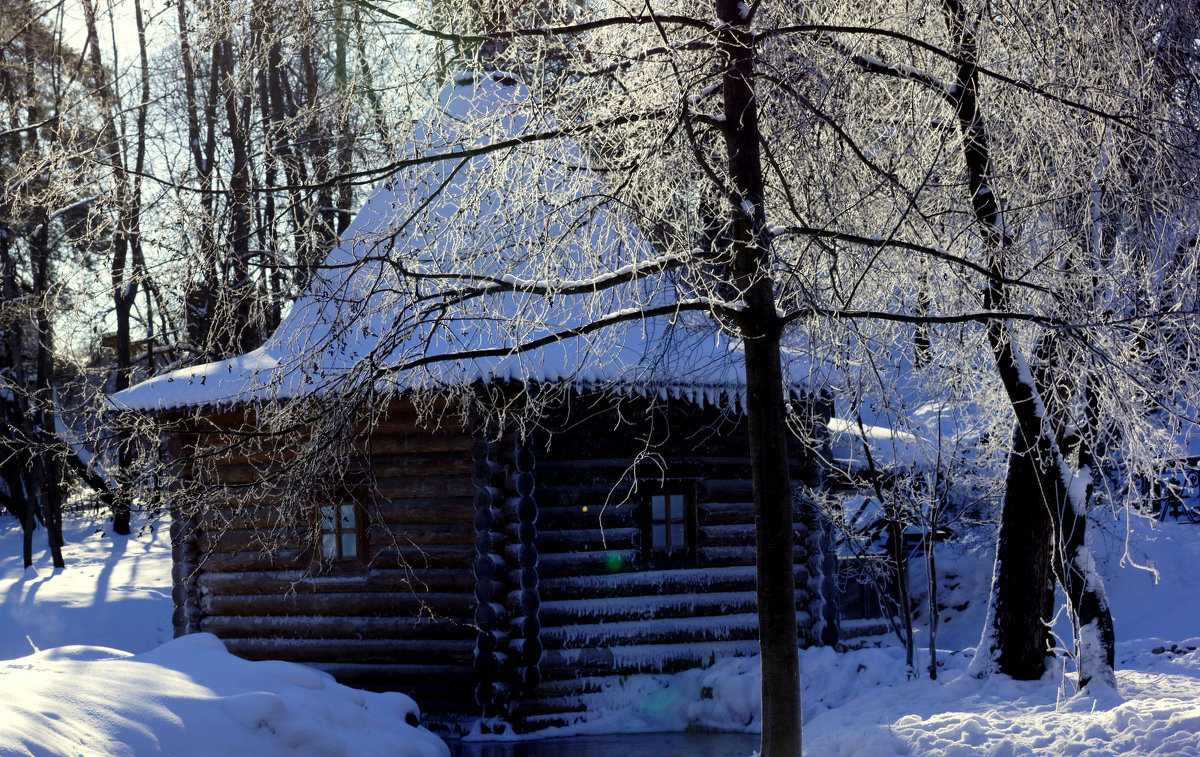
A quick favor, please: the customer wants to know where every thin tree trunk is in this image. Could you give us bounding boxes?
[0,221,35,569]
[221,38,255,355]
[1055,446,1116,689]
[926,522,938,680]
[83,0,139,534]
[30,208,63,568]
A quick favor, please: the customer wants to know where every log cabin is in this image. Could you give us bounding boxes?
[112,71,844,733]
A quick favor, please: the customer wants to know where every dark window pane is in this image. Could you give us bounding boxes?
[670,523,686,553]
[651,495,667,521]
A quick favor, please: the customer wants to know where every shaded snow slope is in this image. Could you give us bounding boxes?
[0,517,172,660]
[0,516,448,757]
[0,633,448,757]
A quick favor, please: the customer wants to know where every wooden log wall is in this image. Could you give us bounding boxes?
[169,400,482,724]
[504,391,833,731]
[160,387,838,734]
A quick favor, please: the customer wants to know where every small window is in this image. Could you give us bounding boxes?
[650,493,688,554]
[641,484,696,564]
[319,503,361,561]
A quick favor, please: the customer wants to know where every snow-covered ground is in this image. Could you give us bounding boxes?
[0,517,447,757]
[2,511,1199,756]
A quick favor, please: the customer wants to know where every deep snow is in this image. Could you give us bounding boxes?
[0,518,447,757]
[2,511,1200,756]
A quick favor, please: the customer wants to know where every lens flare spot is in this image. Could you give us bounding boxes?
[604,551,624,571]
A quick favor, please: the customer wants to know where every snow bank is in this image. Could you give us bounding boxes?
[0,633,449,757]
[508,642,1200,757]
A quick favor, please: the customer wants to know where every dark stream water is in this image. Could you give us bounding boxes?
[447,732,759,757]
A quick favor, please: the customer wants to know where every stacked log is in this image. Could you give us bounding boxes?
[471,429,509,716]
[509,435,542,692]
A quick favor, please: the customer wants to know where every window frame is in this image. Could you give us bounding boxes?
[314,499,366,567]
[639,481,697,566]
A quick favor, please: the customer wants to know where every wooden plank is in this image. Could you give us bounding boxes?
[350,454,473,478]
[222,637,474,665]
[531,502,637,530]
[539,613,761,649]
[197,549,310,572]
[370,498,476,526]
[362,433,475,456]
[536,565,760,599]
[201,591,474,617]
[698,523,756,548]
[533,527,639,554]
[533,590,759,626]
[697,479,756,503]
[538,640,759,677]
[367,544,475,570]
[307,661,475,682]
[200,614,476,640]
[196,568,474,595]
[533,458,754,487]
[506,697,589,721]
[533,485,641,510]
[197,527,307,554]
[372,475,474,500]
[368,410,467,436]
[199,506,301,531]
[367,522,475,547]
[698,501,754,526]
[524,549,642,578]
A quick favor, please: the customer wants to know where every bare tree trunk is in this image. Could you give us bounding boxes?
[0,219,36,569]
[925,521,939,680]
[1055,438,1116,689]
[717,1,803,752]
[29,207,63,568]
[987,425,1056,677]
[177,0,222,358]
[887,515,917,677]
[221,39,256,355]
[82,0,145,534]
[941,0,1116,687]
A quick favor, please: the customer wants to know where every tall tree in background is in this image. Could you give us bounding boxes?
[0,0,116,564]
[167,0,405,364]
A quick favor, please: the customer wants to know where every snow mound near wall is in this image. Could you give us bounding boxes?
[0,633,449,757]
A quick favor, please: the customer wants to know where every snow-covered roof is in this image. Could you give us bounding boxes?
[827,417,927,473]
[112,72,817,413]
[822,354,999,475]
